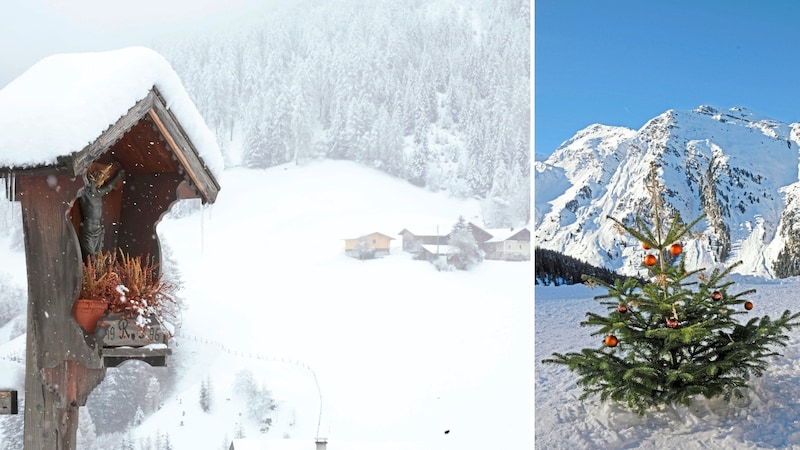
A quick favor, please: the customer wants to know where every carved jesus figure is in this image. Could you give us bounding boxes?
[79,165,125,258]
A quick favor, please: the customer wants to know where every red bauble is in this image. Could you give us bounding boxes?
[644,254,657,267]
[617,304,629,314]
[711,290,723,301]
[666,317,679,328]
[642,242,652,250]
[670,243,683,256]
[604,335,619,347]
[744,301,754,311]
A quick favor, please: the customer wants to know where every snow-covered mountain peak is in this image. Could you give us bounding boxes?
[548,124,635,174]
[535,105,800,278]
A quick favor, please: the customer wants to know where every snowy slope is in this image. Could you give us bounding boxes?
[0,160,531,449]
[535,279,800,449]
[535,105,800,278]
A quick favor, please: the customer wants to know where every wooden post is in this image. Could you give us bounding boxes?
[16,174,105,450]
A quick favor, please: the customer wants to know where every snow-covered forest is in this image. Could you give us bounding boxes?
[154,0,530,227]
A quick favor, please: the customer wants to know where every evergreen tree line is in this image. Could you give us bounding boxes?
[156,0,530,226]
[534,247,637,286]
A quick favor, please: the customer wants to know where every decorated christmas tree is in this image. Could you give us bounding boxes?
[543,163,800,414]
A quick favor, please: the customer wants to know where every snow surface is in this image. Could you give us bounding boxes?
[231,437,427,449]
[535,278,800,449]
[0,47,224,179]
[0,159,530,449]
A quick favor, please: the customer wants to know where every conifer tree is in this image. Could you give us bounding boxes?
[199,376,213,413]
[76,407,98,450]
[134,405,145,427]
[448,215,484,270]
[544,163,800,414]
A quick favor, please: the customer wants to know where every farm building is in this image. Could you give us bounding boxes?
[397,228,449,252]
[481,227,530,261]
[343,232,394,259]
[418,243,456,264]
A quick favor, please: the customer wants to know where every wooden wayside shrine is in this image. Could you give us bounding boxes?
[0,86,220,449]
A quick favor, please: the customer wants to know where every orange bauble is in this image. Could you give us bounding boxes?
[604,335,619,347]
[670,243,683,256]
[644,254,657,266]
[617,304,629,314]
[642,242,652,250]
[666,317,679,329]
[744,301,754,311]
[711,290,723,301]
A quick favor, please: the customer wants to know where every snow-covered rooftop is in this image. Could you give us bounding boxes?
[484,226,530,243]
[420,244,455,254]
[0,46,223,179]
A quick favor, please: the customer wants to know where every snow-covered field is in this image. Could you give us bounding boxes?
[535,278,800,449]
[0,160,531,449]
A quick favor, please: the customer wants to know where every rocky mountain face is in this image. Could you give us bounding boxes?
[535,105,800,278]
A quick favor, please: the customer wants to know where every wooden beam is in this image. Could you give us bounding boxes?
[148,88,220,203]
[69,91,156,178]
[146,108,200,191]
[101,347,171,368]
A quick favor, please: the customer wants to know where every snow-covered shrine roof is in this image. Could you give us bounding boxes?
[0,47,223,184]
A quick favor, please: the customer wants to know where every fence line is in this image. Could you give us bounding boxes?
[0,331,328,438]
[177,333,325,438]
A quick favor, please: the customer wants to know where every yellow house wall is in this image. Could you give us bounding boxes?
[344,239,359,250]
[344,234,394,251]
[369,234,393,250]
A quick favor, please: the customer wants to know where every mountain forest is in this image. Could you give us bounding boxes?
[154,0,531,227]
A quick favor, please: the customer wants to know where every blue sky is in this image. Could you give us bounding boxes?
[535,1,800,156]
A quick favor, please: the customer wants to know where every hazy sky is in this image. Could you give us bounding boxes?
[536,0,800,156]
[0,0,281,88]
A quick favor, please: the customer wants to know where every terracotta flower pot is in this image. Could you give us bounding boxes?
[72,298,109,333]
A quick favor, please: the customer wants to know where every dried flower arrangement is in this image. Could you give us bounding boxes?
[79,250,177,329]
[79,252,119,301]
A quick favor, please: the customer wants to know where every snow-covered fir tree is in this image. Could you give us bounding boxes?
[200,375,214,413]
[234,369,277,433]
[0,273,24,328]
[76,407,98,450]
[448,215,484,270]
[145,375,162,414]
[0,397,23,450]
[134,405,146,427]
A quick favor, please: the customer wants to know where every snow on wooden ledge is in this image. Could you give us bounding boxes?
[0,46,223,179]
